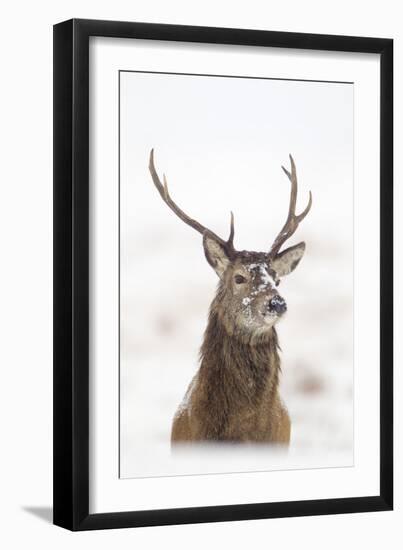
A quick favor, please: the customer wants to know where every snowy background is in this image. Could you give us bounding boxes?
[119,71,354,478]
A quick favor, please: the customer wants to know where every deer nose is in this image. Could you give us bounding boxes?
[268,295,287,314]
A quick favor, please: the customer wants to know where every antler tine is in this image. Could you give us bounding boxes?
[269,154,312,257]
[228,211,235,247]
[149,149,236,253]
[281,154,298,215]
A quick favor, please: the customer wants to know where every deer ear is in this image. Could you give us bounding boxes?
[203,232,231,278]
[271,242,306,278]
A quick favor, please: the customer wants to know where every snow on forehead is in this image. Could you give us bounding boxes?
[246,262,276,287]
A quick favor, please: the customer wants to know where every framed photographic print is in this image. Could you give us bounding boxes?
[53,19,393,530]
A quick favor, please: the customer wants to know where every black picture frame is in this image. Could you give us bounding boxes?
[53,18,393,531]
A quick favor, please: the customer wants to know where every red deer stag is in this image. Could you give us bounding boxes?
[149,150,312,445]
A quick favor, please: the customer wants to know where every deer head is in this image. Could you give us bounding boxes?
[149,150,312,337]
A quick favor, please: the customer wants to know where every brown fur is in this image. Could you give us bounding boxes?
[171,255,291,445]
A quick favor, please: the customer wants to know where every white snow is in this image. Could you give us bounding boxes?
[247,262,277,292]
[176,374,198,416]
[119,72,354,479]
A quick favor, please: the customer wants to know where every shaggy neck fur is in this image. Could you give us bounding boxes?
[194,299,281,440]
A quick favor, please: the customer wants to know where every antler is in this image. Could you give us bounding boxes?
[269,155,312,257]
[149,149,236,255]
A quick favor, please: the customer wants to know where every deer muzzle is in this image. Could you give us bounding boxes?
[267,295,287,315]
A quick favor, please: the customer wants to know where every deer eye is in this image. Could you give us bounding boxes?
[234,274,246,284]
